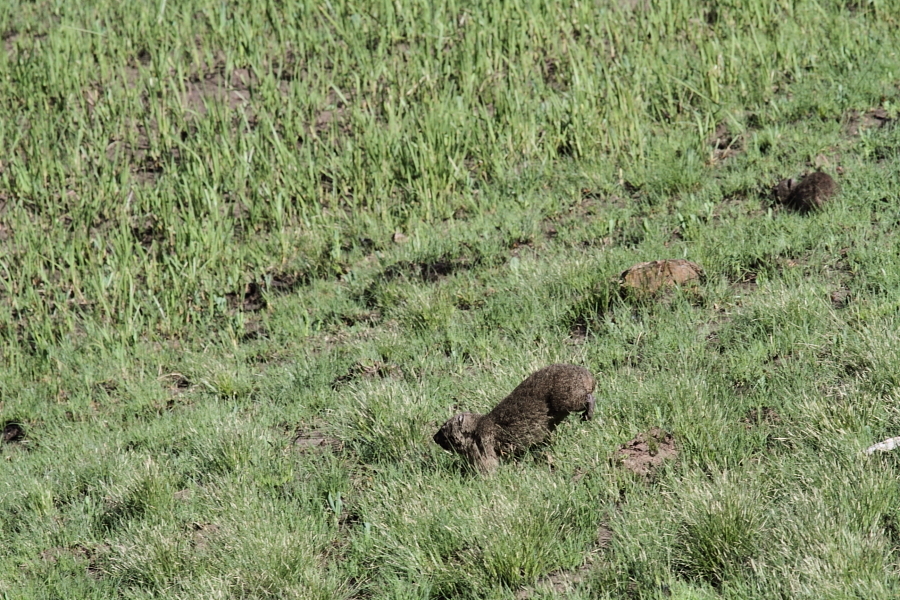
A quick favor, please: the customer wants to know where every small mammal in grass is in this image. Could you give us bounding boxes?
[433,364,596,474]
[779,172,838,212]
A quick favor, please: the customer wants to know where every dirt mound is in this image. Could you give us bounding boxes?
[615,427,677,477]
[620,260,703,296]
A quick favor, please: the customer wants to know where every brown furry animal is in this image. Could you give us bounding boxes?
[433,364,596,474]
[778,172,838,212]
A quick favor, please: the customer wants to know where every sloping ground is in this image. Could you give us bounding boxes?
[3,1,900,598]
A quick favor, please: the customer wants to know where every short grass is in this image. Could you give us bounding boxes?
[3,0,900,598]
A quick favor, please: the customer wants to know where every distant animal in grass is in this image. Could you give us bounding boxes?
[433,364,596,474]
[774,171,838,212]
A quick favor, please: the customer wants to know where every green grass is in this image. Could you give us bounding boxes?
[4,0,900,597]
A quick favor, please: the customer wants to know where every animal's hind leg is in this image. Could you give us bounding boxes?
[581,392,595,421]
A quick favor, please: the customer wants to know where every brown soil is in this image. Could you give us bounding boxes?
[567,322,588,345]
[708,122,743,163]
[190,522,220,551]
[41,543,108,578]
[381,256,479,284]
[226,281,266,312]
[515,525,611,599]
[515,564,593,599]
[331,360,402,388]
[183,68,256,116]
[830,287,851,308]
[158,372,192,394]
[845,108,891,137]
[620,259,704,296]
[614,427,678,477]
[741,407,780,428]
[292,428,344,453]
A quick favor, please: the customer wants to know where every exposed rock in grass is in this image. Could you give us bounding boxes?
[614,427,677,477]
[620,259,704,296]
[865,436,900,455]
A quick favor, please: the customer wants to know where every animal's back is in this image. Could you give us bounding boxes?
[485,364,595,450]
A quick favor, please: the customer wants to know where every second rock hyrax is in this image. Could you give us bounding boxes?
[777,171,838,212]
[433,364,596,474]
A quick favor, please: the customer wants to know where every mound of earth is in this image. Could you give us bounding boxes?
[615,427,677,477]
[620,260,703,296]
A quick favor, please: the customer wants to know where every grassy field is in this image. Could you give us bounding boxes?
[3,0,900,597]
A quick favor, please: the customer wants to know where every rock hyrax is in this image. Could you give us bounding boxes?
[778,171,838,212]
[433,364,596,474]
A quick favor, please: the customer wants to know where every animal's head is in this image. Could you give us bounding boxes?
[433,412,480,453]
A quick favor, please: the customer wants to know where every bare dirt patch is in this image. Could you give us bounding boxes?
[614,427,677,477]
[741,407,781,428]
[183,67,257,116]
[226,281,267,312]
[189,522,220,551]
[157,372,193,399]
[331,360,402,388]
[830,286,851,308]
[844,108,891,137]
[105,120,180,185]
[567,321,589,345]
[41,543,108,578]
[515,563,593,599]
[266,270,308,293]
[382,256,478,283]
[620,259,704,297]
[515,525,611,599]
[292,428,344,453]
[708,122,743,164]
